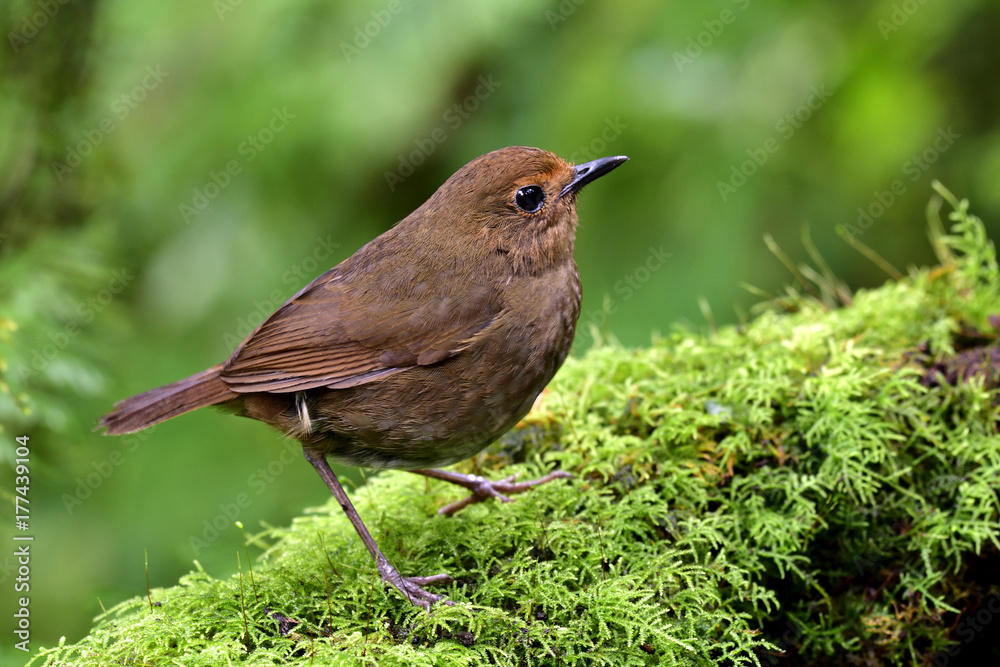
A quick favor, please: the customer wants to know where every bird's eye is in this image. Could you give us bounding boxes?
[514,185,545,213]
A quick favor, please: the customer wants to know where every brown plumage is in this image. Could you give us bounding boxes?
[99,146,627,609]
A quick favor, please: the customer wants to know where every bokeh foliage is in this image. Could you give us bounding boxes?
[2,0,1000,661]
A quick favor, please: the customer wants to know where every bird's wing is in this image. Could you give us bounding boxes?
[220,268,498,393]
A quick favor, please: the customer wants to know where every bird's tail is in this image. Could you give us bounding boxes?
[98,364,237,435]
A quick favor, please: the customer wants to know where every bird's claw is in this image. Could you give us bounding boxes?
[376,554,454,610]
[436,470,574,515]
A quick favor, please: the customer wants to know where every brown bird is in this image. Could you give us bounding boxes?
[100,146,628,609]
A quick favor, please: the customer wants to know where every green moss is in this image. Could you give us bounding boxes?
[33,186,1000,665]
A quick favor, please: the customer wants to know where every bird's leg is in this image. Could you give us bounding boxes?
[302,447,453,611]
[410,467,574,516]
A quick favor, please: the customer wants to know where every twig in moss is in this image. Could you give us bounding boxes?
[699,296,718,339]
[926,187,952,266]
[236,521,258,602]
[597,519,608,582]
[802,226,853,306]
[740,281,774,301]
[363,561,375,656]
[316,531,343,579]
[764,233,825,304]
[144,548,153,613]
[315,532,338,628]
[237,553,251,652]
[322,567,332,632]
[835,224,904,281]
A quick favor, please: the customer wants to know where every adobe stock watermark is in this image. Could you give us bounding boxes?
[673,0,751,73]
[845,126,959,238]
[565,117,628,166]
[576,245,671,349]
[50,66,169,182]
[214,0,244,21]
[7,0,71,53]
[188,439,301,555]
[716,84,833,201]
[878,0,930,40]
[383,74,501,191]
[929,594,1000,666]
[12,268,135,382]
[221,235,341,350]
[61,427,157,514]
[340,0,413,62]
[0,553,16,587]
[546,0,588,30]
[179,107,295,223]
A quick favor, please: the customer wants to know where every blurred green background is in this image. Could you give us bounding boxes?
[2,0,999,659]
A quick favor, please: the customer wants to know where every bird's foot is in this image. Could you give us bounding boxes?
[411,468,574,515]
[375,553,454,611]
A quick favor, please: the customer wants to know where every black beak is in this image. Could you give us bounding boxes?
[561,155,629,197]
